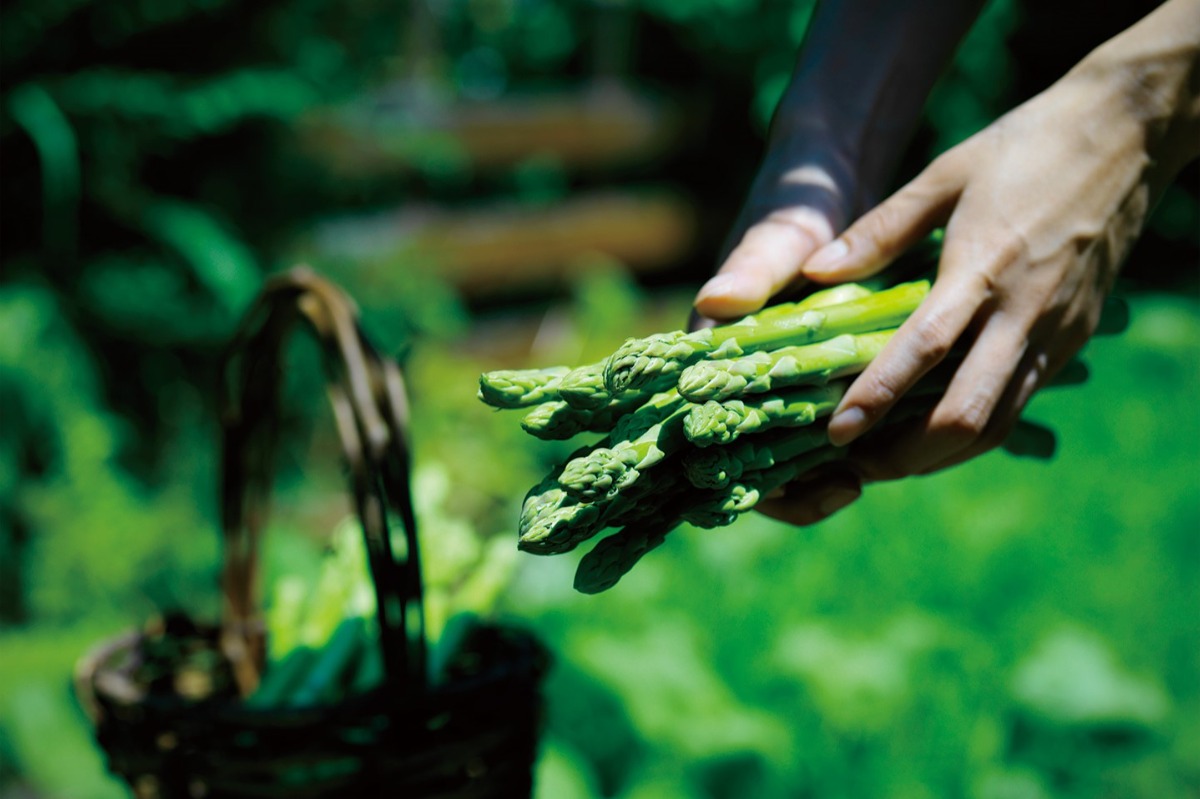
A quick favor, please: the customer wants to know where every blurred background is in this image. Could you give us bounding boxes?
[1,0,1198,797]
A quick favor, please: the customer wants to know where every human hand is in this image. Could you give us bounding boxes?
[757,0,1200,525]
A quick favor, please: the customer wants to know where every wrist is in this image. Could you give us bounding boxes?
[1074,0,1200,178]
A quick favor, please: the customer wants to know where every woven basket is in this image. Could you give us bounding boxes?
[75,268,549,799]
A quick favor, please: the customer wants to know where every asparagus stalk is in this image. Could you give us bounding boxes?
[245,646,319,708]
[558,401,692,501]
[682,383,846,447]
[677,330,895,403]
[739,283,874,325]
[286,616,368,707]
[516,445,600,540]
[677,483,757,529]
[603,280,928,396]
[518,497,613,555]
[682,426,830,489]
[520,400,590,440]
[518,470,682,555]
[570,470,695,593]
[478,365,570,409]
[519,458,690,554]
[518,479,573,535]
[680,446,848,528]
[556,362,613,410]
[575,442,848,594]
[609,389,689,441]
[790,282,876,310]
[573,515,681,595]
[519,391,647,441]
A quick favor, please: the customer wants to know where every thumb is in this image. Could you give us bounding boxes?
[802,154,964,283]
[694,208,833,321]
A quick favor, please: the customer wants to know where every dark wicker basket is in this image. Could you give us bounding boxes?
[75,268,548,799]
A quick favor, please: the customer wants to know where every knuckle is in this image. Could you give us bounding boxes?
[854,373,901,413]
[924,146,971,187]
[952,412,989,441]
[908,314,957,363]
[859,204,900,251]
[932,402,991,443]
[929,144,966,173]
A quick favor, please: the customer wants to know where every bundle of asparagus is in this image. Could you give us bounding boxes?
[479,280,1099,595]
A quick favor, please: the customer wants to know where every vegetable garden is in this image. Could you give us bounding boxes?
[2,1,1197,797]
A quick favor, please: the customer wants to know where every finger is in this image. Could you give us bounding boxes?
[826,264,988,446]
[923,287,1101,473]
[924,343,1072,474]
[802,153,964,283]
[694,207,832,321]
[866,310,1032,475]
[755,472,862,526]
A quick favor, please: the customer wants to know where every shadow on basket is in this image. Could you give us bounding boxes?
[74,268,550,799]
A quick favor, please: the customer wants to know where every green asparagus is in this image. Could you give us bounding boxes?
[548,390,687,504]
[681,426,830,489]
[603,280,929,396]
[556,362,612,410]
[682,383,846,447]
[573,515,679,595]
[681,446,847,526]
[478,365,570,409]
[517,497,612,555]
[519,391,646,440]
[676,330,895,403]
[477,273,1102,594]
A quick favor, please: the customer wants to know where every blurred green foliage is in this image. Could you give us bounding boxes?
[2,1,1198,798]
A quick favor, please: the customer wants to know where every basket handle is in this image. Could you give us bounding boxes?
[217,266,426,700]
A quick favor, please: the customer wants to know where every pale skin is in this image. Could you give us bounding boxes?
[694,0,1200,525]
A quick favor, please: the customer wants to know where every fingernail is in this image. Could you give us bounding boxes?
[827,406,867,446]
[817,487,859,517]
[804,239,849,275]
[695,273,742,302]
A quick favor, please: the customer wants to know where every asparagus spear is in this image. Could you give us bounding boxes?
[556,362,612,410]
[518,497,612,555]
[677,330,895,403]
[603,280,928,396]
[680,446,848,529]
[570,473,695,593]
[558,401,692,501]
[519,390,648,441]
[573,515,680,595]
[286,616,369,707]
[682,426,830,489]
[478,365,570,409]
[520,400,591,440]
[245,646,319,708]
[519,460,689,555]
[735,283,874,325]
[574,443,847,594]
[677,484,756,529]
[518,479,574,535]
[785,283,875,311]
[682,383,846,447]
